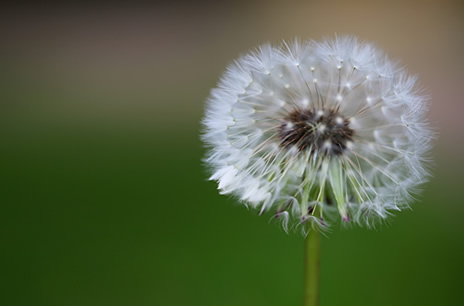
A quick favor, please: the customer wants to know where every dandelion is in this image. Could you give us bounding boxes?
[202,36,432,232]
[202,36,432,306]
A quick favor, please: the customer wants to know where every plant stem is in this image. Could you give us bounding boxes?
[303,228,320,306]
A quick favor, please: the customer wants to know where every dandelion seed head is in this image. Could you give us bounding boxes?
[202,36,433,232]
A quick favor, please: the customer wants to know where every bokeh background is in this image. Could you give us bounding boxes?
[1,1,463,305]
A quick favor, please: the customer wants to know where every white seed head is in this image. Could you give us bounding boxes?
[202,36,433,233]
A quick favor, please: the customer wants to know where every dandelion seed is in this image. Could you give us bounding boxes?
[202,36,433,232]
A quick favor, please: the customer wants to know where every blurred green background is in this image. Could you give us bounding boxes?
[1,2,464,305]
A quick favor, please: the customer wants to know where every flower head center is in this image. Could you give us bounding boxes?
[279,108,354,155]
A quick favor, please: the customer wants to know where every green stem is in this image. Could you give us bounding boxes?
[303,228,320,306]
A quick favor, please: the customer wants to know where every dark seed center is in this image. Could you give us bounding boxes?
[279,108,354,155]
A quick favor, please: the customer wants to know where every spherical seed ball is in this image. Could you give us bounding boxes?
[202,36,433,233]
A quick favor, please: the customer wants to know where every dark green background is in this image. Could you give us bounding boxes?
[1,3,464,306]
